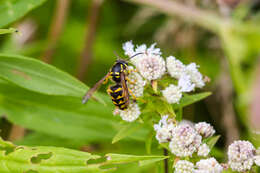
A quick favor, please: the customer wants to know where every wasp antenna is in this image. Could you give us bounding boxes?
[128,52,143,60]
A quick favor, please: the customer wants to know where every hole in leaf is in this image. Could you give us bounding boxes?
[16,146,25,150]
[87,156,105,165]
[30,152,52,164]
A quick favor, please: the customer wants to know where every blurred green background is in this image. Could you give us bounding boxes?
[0,0,260,172]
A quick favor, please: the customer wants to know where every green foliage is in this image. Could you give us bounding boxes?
[172,92,211,109]
[0,137,168,173]
[0,137,106,173]
[0,28,18,35]
[0,0,47,27]
[204,135,221,150]
[0,81,116,141]
[112,123,143,144]
[1,0,259,172]
[15,132,87,149]
[105,153,169,166]
[0,54,87,97]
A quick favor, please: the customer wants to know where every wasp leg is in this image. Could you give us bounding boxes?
[128,88,137,100]
[128,69,138,74]
[103,75,111,84]
[125,76,137,85]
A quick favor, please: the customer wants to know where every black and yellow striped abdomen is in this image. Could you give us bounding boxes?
[107,84,128,110]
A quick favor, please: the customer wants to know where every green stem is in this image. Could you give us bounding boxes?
[163,148,168,173]
[0,28,18,35]
[126,0,225,34]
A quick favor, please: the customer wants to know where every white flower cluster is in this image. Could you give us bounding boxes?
[162,84,182,104]
[174,160,194,173]
[195,122,215,138]
[153,115,175,143]
[170,123,202,157]
[118,41,206,122]
[228,140,258,172]
[174,158,223,173]
[127,66,146,98]
[122,41,206,105]
[197,143,211,157]
[154,118,214,158]
[194,158,223,173]
[167,56,205,89]
[123,41,165,81]
[118,102,140,122]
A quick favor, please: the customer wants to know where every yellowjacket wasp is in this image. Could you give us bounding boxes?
[82,53,142,110]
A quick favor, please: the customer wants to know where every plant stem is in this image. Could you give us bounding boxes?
[126,0,225,34]
[77,0,104,80]
[163,148,168,173]
[8,125,25,141]
[41,0,70,63]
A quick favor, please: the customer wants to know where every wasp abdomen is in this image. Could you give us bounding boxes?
[107,84,128,110]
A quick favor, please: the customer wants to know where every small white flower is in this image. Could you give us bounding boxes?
[154,115,176,143]
[122,41,135,57]
[174,160,194,173]
[166,56,186,79]
[197,143,210,157]
[119,102,140,122]
[166,56,205,89]
[131,44,147,66]
[178,74,195,92]
[146,43,162,55]
[162,84,182,104]
[195,122,215,138]
[136,54,166,81]
[254,155,260,166]
[228,140,255,172]
[194,158,223,173]
[122,41,162,67]
[169,123,202,157]
[135,44,147,54]
[127,66,146,97]
[185,63,205,88]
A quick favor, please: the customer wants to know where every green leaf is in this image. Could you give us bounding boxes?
[145,132,154,154]
[0,0,47,27]
[105,153,169,166]
[159,143,170,151]
[0,82,148,142]
[172,92,212,109]
[205,135,221,150]
[0,54,87,97]
[0,82,114,141]
[0,137,108,173]
[112,123,143,144]
[0,28,18,35]
[176,108,182,122]
[15,132,87,150]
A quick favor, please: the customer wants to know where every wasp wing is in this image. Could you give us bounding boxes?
[120,72,129,107]
[82,72,110,104]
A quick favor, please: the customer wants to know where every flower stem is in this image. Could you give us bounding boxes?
[126,0,225,34]
[151,80,158,94]
[163,148,168,173]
